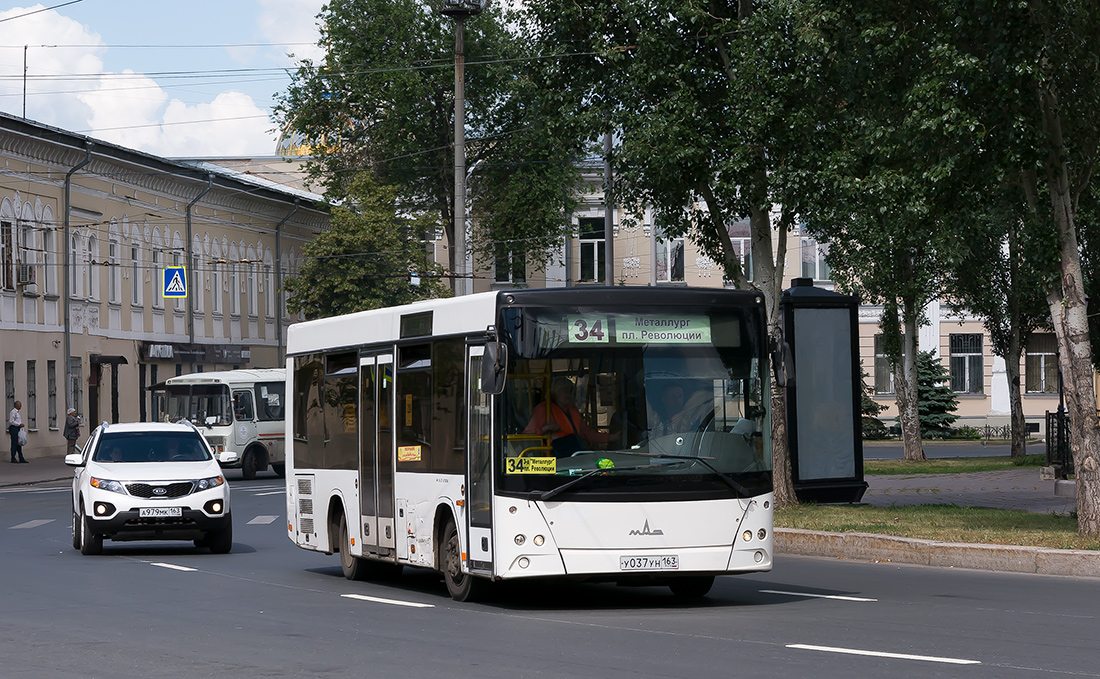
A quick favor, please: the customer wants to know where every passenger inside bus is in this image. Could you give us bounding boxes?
[523,377,611,457]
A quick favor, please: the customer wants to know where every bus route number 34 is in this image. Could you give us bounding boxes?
[568,316,610,344]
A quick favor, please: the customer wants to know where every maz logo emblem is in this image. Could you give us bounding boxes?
[629,520,664,536]
[152,487,167,496]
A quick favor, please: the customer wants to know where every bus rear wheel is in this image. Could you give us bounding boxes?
[442,519,487,602]
[669,576,714,599]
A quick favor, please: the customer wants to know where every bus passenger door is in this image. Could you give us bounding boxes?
[358,357,379,554]
[376,355,397,558]
[466,347,493,575]
[232,390,257,449]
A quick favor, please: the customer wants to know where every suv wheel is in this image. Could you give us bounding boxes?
[79,506,103,556]
[206,515,233,554]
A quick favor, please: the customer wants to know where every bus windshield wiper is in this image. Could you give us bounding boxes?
[634,452,753,496]
[532,464,658,502]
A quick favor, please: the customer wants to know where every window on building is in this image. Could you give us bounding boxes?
[4,361,13,416]
[47,360,56,429]
[229,263,240,315]
[950,333,984,394]
[87,234,100,301]
[264,263,275,318]
[69,358,83,420]
[70,233,82,298]
[494,243,526,285]
[247,263,258,316]
[192,253,204,314]
[578,217,605,284]
[801,237,831,281]
[1,219,13,290]
[212,262,223,315]
[873,334,907,394]
[173,251,184,312]
[26,362,36,430]
[655,226,685,283]
[20,219,35,290]
[43,227,57,296]
[108,237,120,303]
[151,245,163,309]
[1025,333,1059,394]
[131,243,142,306]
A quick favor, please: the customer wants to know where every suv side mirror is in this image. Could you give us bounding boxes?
[65,453,85,467]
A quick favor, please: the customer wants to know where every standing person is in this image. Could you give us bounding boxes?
[63,407,82,457]
[8,400,27,463]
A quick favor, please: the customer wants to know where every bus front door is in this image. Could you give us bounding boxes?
[360,355,397,559]
[466,347,493,575]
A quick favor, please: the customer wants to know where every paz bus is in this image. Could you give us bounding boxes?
[155,369,286,479]
[285,288,775,601]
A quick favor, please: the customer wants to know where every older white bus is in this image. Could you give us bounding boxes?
[156,369,286,479]
[285,288,774,601]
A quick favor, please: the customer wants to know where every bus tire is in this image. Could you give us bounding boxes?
[272,463,286,478]
[669,576,714,599]
[441,519,487,602]
[241,450,258,480]
[339,518,369,581]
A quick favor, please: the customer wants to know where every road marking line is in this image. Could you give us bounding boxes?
[248,515,279,525]
[341,594,434,609]
[150,562,198,572]
[10,519,55,529]
[253,491,284,496]
[761,589,877,602]
[787,644,980,665]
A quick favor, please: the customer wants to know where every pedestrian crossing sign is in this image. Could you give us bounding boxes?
[163,266,187,299]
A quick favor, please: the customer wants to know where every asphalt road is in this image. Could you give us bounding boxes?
[2,473,1098,678]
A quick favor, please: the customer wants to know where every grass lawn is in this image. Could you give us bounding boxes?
[775,503,1100,551]
[864,454,1046,475]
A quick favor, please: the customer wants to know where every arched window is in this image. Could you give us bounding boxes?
[130,238,142,306]
[151,228,164,310]
[69,232,82,298]
[0,198,14,290]
[246,245,258,317]
[192,235,204,314]
[20,203,36,290]
[228,243,240,316]
[108,222,121,304]
[211,240,222,315]
[264,249,275,319]
[42,205,56,296]
[87,233,100,300]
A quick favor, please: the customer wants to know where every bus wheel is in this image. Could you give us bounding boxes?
[339,518,369,581]
[669,576,715,599]
[272,463,286,478]
[442,519,487,602]
[241,451,258,480]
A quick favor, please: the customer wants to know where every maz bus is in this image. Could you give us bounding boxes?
[155,369,286,479]
[285,288,774,601]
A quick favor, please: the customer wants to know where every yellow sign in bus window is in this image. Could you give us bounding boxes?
[398,445,422,462]
[505,456,557,475]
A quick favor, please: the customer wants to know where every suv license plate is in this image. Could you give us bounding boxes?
[620,555,679,571]
[139,507,182,518]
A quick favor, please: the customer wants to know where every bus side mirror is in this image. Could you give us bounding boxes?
[481,340,508,395]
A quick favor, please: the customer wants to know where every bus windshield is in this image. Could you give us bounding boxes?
[163,384,233,427]
[497,305,771,499]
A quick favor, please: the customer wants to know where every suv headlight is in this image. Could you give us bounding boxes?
[195,475,225,491]
[90,477,126,494]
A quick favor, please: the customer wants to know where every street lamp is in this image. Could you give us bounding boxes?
[441,0,488,296]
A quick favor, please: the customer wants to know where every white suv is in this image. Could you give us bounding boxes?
[66,421,232,555]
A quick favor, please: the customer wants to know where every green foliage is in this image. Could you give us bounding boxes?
[910,350,959,439]
[283,174,450,318]
[274,0,583,280]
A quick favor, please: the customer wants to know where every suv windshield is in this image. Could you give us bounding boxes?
[497,305,771,500]
[163,384,232,426]
[94,431,213,463]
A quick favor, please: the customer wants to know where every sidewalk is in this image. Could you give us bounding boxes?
[0,455,72,487]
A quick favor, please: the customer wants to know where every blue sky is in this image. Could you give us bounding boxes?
[0,0,326,157]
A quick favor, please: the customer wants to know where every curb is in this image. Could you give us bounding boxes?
[0,476,70,488]
[777,528,1100,578]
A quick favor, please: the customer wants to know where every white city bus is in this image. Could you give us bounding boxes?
[156,369,286,479]
[285,288,775,601]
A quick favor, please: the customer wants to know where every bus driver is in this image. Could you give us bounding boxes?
[523,377,610,457]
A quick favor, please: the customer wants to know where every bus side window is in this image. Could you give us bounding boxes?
[234,391,255,421]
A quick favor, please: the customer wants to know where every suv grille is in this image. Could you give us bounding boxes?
[126,482,195,498]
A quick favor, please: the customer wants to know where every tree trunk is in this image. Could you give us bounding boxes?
[894,313,926,461]
[770,379,797,505]
[1005,335,1028,460]
[1038,76,1100,537]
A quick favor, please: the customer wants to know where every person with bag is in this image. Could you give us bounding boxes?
[524,377,610,457]
[8,400,28,463]
[63,407,82,457]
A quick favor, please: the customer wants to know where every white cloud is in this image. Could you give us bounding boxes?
[0,3,309,158]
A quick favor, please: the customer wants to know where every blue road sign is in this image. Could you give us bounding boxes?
[163,266,187,298]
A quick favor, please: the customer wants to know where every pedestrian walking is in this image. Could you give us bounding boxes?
[63,407,82,457]
[8,400,28,463]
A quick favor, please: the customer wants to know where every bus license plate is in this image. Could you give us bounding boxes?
[139,507,182,518]
[620,555,679,571]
